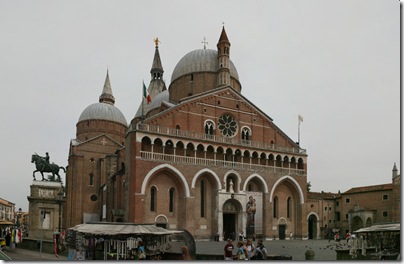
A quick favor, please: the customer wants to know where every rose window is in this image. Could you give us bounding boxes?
[218,114,237,137]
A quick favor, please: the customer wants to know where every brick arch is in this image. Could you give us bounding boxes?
[243,173,269,193]
[191,168,222,189]
[269,175,304,204]
[141,164,190,197]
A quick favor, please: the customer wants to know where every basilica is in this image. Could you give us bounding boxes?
[64,27,399,240]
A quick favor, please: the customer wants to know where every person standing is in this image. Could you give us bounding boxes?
[253,239,268,260]
[345,231,351,243]
[137,241,146,260]
[224,239,234,260]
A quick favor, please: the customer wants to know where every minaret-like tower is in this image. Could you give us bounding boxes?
[217,26,231,87]
[392,163,398,179]
[99,70,115,105]
[148,38,166,99]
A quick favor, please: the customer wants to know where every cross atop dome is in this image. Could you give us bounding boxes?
[201,37,208,49]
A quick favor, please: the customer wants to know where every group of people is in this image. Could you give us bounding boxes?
[224,238,268,260]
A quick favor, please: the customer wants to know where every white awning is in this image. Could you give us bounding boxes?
[68,222,182,236]
[354,223,400,233]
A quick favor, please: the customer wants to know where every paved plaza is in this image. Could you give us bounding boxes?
[193,239,345,261]
[2,239,347,261]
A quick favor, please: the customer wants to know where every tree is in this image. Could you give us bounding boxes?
[306,181,311,192]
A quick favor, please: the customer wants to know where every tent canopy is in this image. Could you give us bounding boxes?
[0,221,14,225]
[353,223,400,233]
[69,222,182,236]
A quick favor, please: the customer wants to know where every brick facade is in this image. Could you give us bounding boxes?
[64,27,400,241]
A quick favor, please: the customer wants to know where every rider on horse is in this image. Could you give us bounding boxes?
[41,152,51,171]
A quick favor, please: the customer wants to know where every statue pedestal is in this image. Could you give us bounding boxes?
[27,181,64,240]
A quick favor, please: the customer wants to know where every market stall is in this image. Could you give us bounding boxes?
[353,223,400,260]
[66,222,182,260]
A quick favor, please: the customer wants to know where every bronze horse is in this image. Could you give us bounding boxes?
[31,154,65,182]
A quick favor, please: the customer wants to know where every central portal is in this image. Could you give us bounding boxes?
[222,198,242,241]
[223,213,236,240]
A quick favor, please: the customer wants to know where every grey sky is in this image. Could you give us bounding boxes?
[0,0,400,211]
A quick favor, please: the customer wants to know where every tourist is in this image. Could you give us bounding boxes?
[246,239,255,260]
[236,241,247,260]
[224,239,234,260]
[137,241,146,260]
[253,239,268,260]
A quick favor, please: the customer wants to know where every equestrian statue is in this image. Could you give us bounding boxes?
[31,152,65,182]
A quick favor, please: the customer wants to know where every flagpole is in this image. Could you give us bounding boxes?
[298,116,300,146]
[141,80,144,120]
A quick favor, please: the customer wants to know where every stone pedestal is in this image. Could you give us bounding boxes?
[27,181,64,240]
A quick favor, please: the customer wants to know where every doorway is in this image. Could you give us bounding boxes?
[223,213,236,240]
[308,214,317,239]
[278,224,286,240]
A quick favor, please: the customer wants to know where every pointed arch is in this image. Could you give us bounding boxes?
[191,168,222,189]
[243,173,269,193]
[269,175,304,204]
[141,164,190,197]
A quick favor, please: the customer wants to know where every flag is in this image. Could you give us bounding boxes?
[143,82,151,104]
[298,115,303,123]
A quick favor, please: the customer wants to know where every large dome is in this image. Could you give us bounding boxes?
[171,49,239,83]
[78,102,127,126]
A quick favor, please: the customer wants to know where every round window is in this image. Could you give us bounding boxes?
[90,194,98,202]
[218,114,238,138]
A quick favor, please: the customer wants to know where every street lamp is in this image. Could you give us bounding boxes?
[57,192,63,233]
[17,208,22,227]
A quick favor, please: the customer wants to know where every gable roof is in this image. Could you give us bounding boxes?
[141,86,300,150]
[343,183,393,195]
[70,134,123,148]
[307,191,339,200]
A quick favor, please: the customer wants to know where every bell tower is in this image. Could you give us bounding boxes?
[217,26,231,87]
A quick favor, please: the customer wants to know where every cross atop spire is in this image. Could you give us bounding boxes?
[201,37,208,49]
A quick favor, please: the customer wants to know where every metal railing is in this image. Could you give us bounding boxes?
[139,151,306,175]
[136,123,306,155]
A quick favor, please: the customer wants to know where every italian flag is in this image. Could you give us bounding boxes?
[143,82,151,104]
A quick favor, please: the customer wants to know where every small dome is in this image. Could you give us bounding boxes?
[79,102,127,126]
[171,49,239,83]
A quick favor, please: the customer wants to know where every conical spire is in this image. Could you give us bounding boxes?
[218,26,229,44]
[392,163,398,178]
[99,70,115,105]
[151,38,164,79]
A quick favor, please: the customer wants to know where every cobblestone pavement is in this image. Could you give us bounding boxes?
[1,247,67,261]
[174,239,349,261]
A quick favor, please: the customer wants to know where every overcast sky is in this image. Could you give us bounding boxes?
[1,0,400,212]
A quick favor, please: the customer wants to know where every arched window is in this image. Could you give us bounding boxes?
[241,127,251,141]
[89,173,94,186]
[150,186,157,211]
[169,187,175,213]
[205,120,215,136]
[273,196,278,218]
[287,197,292,218]
[200,180,205,217]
